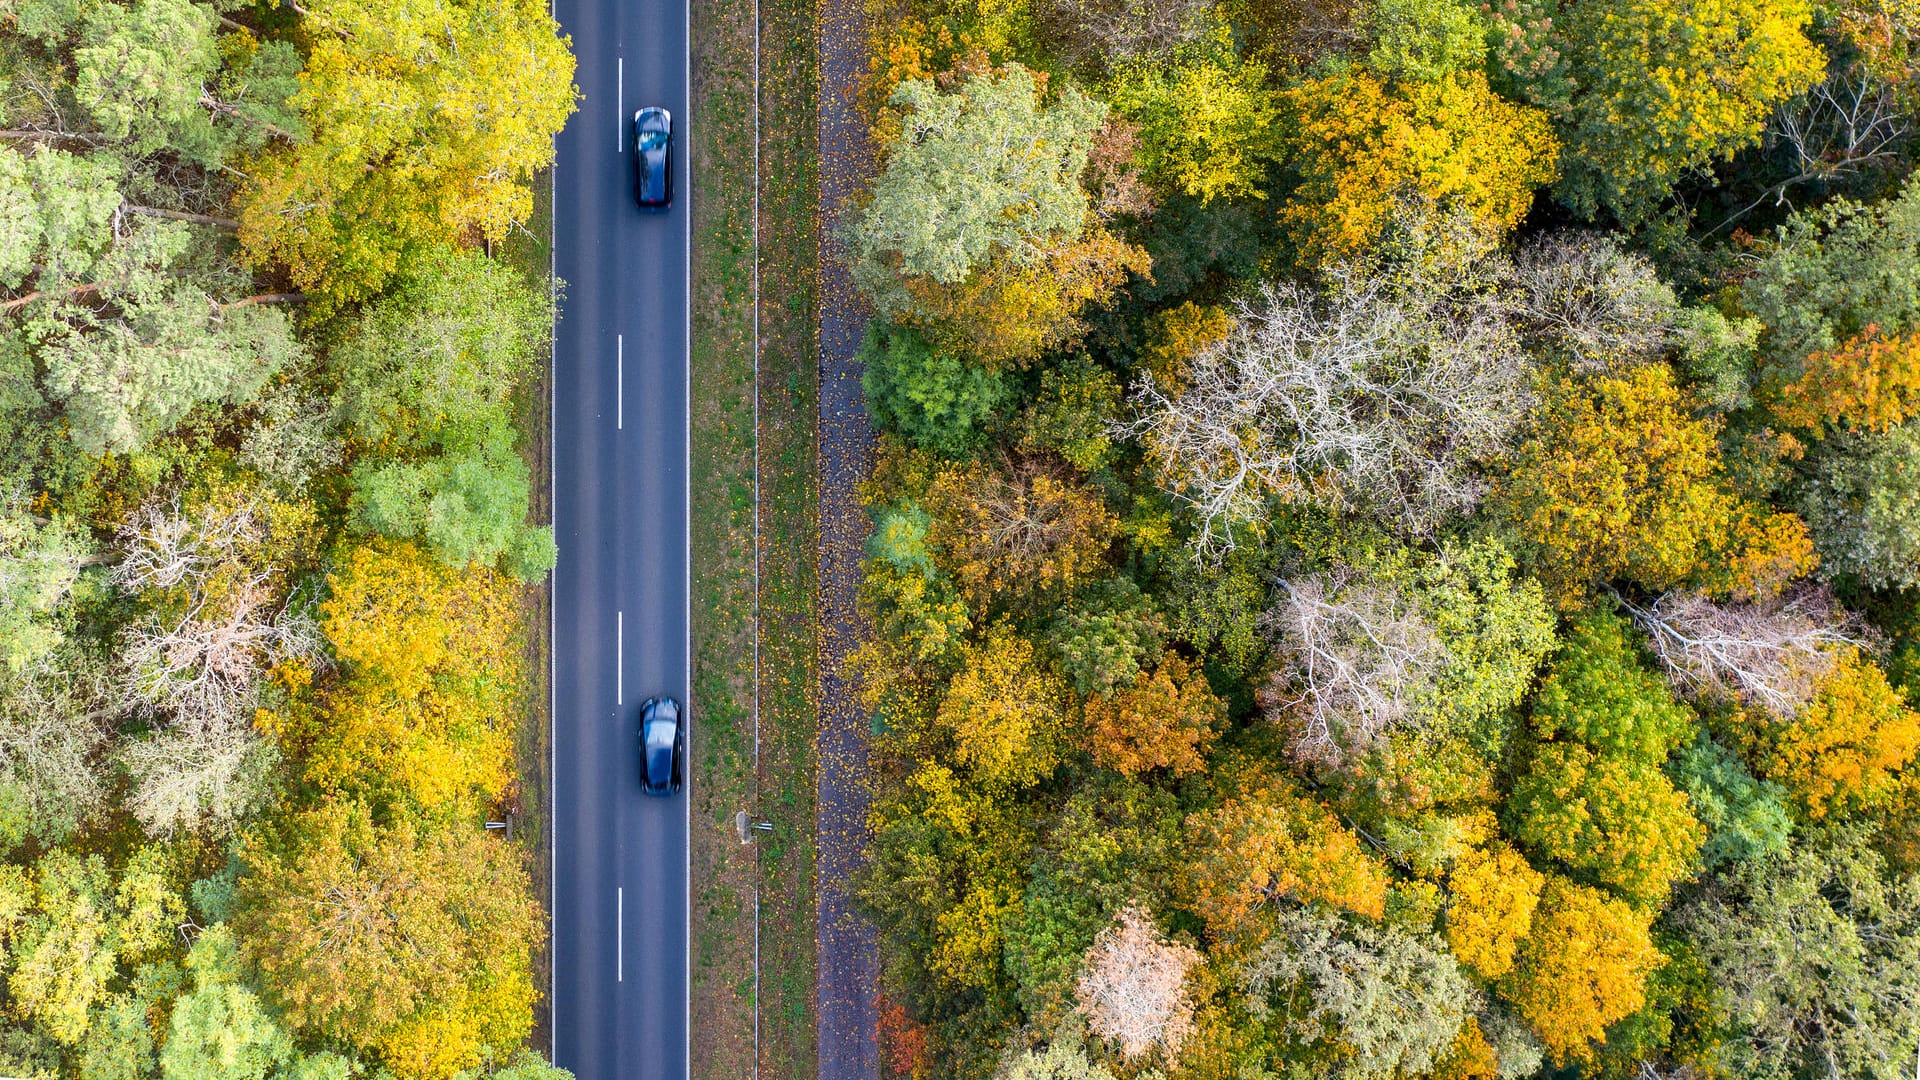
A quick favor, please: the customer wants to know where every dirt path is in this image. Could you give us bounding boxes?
[815,0,880,1073]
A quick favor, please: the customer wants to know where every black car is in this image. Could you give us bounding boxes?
[632,107,672,210]
[639,695,684,796]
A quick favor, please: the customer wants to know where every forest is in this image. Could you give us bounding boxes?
[0,0,576,1077]
[843,0,1920,1077]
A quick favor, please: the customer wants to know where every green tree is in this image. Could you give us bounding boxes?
[859,324,1008,457]
[1668,732,1794,868]
[160,925,296,1080]
[1489,0,1825,221]
[1681,827,1920,1080]
[1047,578,1164,697]
[333,249,556,579]
[237,0,577,306]
[0,503,86,673]
[1106,28,1281,205]
[0,848,183,1045]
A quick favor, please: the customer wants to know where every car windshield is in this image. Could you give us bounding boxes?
[645,715,675,751]
[638,130,667,151]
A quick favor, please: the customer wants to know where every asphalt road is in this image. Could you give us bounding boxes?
[548,0,691,1074]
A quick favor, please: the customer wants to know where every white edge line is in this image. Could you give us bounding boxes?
[681,0,693,1071]
[617,610,624,704]
[617,886,625,982]
[617,56,624,153]
[617,334,624,430]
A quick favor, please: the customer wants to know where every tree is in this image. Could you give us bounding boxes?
[1000,1031,1120,1080]
[0,848,183,1045]
[1277,69,1558,262]
[1680,827,1920,1080]
[1620,585,1861,719]
[1487,0,1825,221]
[1528,610,1697,759]
[160,925,296,1080]
[1084,652,1221,777]
[1074,903,1200,1060]
[1016,354,1122,473]
[1030,0,1210,71]
[937,627,1070,789]
[848,62,1147,366]
[1738,647,1920,820]
[1263,542,1555,767]
[1507,740,1704,904]
[1106,29,1281,204]
[923,458,1117,610]
[111,493,316,836]
[0,664,107,858]
[859,323,1008,457]
[1745,177,1920,372]
[1048,578,1164,697]
[333,248,556,580]
[1239,906,1473,1080]
[235,804,543,1079]
[1133,244,1534,550]
[850,64,1104,290]
[301,540,523,816]
[1795,422,1920,590]
[1444,845,1544,981]
[0,501,86,673]
[1508,232,1683,372]
[860,502,973,665]
[238,0,577,307]
[1181,771,1391,936]
[1495,364,1814,601]
[1771,324,1920,435]
[1498,876,1664,1064]
[1668,732,1794,868]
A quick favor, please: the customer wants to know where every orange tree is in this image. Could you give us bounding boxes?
[1498,875,1665,1064]
[1738,647,1920,820]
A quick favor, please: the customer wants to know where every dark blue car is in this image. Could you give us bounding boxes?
[632,107,672,210]
[639,695,684,796]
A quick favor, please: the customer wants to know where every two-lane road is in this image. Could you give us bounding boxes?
[549,0,691,1074]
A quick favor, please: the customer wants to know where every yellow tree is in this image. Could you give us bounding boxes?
[1278,68,1558,264]
[238,0,577,307]
[937,626,1071,789]
[1741,647,1920,820]
[1444,844,1544,980]
[281,541,523,816]
[1496,365,1815,602]
[1499,876,1664,1063]
[236,803,542,1079]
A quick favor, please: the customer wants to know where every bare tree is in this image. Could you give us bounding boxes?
[1130,258,1530,554]
[1262,573,1445,768]
[1031,0,1212,72]
[1618,585,1864,719]
[109,494,314,836]
[1510,233,1680,371]
[1075,903,1202,1061]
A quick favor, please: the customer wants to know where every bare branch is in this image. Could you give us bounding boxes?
[1618,585,1865,718]
[1076,903,1201,1060]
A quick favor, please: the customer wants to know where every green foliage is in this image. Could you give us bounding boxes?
[334,249,556,579]
[1745,177,1920,369]
[1668,732,1794,868]
[1682,826,1920,1080]
[859,324,1008,457]
[1239,906,1472,1079]
[1015,354,1121,472]
[1105,28,1280,205]
[1508,740,1705,904]
[1795,423,1920,590]
[0,505,85,673]
[161,925,296,1080]
[1527,611,1696,760]
[850,65,1105,290]
[1046,577,1164,697]
[1364,0,1488,83]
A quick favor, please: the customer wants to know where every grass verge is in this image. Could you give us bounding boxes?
[498,173,556,1050]
[690,0,820,1071]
